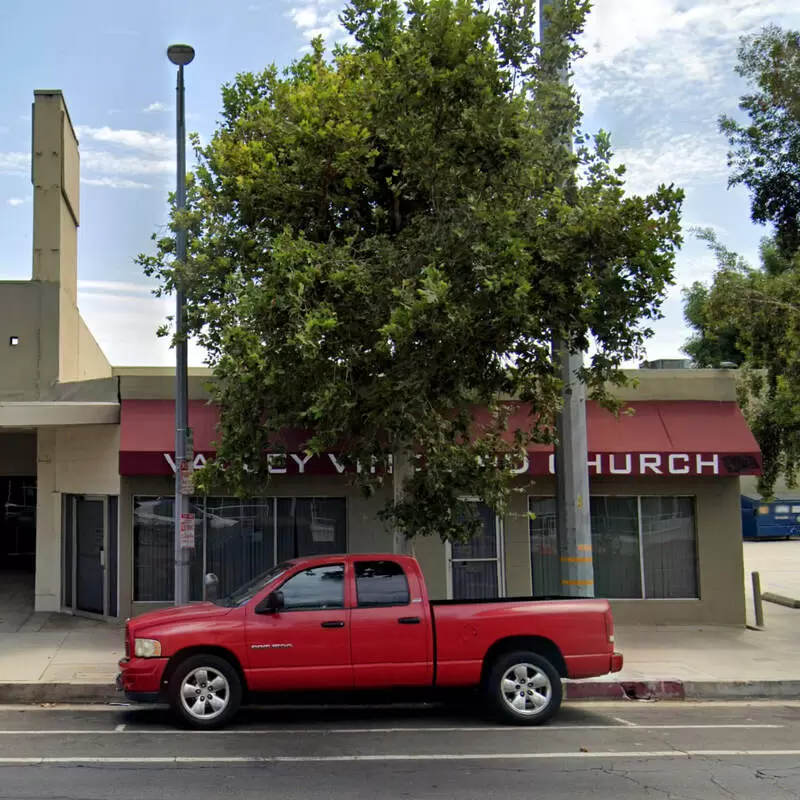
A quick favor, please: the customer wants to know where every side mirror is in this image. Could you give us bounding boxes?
[204,572,220,601]
[257,591,285,614]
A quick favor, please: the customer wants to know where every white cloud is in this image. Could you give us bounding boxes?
[70,124,177,183]
[287,1,346,46]
[0,152,30,175]
[7,196,29,206]
[77,287,207,367]
[613,131,729,197]
[81,176,152,189]
[144,101,171,113]
[76,125,174,157]
[78,280,156,295]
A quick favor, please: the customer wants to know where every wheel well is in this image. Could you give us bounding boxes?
[162,646,248,692]
[481,636,567,681]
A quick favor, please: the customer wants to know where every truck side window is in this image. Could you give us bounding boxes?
[279,564,345,611]
[355,561,411,608]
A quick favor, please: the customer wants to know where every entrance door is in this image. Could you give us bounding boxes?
[447,503,505,600]
[76,497,105,615]
[63,495,119,618]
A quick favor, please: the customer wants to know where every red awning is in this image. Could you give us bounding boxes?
[118,399,762,478]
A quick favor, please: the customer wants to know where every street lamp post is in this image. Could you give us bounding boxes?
[167,43,195,606]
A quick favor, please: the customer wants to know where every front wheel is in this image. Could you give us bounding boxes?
[168,654,242,729]
[484,650,563,726]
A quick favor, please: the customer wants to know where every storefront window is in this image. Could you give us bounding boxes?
[529,495,698,600]
[133,496,346,602]
[276,498,347,563]
[133,497,204,602]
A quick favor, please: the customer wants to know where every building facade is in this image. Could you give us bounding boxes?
[0,90,762,629]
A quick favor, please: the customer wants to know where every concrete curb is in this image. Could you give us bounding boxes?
[564,679,800,702]
[0,684,117,704]
[1,679,799,706]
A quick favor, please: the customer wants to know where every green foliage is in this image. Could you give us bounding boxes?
[138,0,684,542]
[684,226,800,497]
[719,25,800,257]
[681,23,800,499]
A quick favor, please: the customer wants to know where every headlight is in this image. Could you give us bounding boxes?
[134,638,162,658]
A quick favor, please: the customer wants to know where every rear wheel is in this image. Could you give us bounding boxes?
[484,650,562,726]
[168,654,242,729]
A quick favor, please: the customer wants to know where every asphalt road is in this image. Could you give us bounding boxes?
[0,701,799,799]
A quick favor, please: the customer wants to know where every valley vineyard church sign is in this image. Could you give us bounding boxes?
[128,450,761,478]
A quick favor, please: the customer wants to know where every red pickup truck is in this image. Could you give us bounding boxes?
[118,554,622,729]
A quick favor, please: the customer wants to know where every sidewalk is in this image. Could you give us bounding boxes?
[0,541,798,704]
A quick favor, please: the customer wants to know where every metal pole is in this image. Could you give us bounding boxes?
[173,62,192,606]
[751,571,764,627]
[541,0,594,598]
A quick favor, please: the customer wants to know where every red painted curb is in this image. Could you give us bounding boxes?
[565,680,686,701]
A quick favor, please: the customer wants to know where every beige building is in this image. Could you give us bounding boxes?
[0,90,762,629]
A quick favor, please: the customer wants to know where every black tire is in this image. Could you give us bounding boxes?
[484,650,563,726]
[168,653,242,730]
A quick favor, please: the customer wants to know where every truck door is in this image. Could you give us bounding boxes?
[245,562,353,691]
[348,559,433,689]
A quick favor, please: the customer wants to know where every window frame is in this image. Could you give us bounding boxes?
[354,559,412,608]
[528,493,700,601]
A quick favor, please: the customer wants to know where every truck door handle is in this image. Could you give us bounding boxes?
[321,620,345,628]
[398,617,421,624]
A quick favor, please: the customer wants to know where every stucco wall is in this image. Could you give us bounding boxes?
[34,425,120,612]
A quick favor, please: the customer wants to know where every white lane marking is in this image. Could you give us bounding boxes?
[2,750,800,765]
[612,717,637,727]
[0,723,783,736]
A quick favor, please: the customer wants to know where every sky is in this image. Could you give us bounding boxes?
[2,0,800,367]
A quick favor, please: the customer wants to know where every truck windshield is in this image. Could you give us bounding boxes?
[215,562,293,607]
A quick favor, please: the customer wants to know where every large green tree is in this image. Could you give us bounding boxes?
[720,24,800,257]
[681,24,800,497]
[139,0,684,542]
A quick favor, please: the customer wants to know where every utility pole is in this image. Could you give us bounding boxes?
[167,43,196,606]
[540,1,594,597]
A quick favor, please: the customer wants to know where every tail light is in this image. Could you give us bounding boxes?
[604,606,615,648]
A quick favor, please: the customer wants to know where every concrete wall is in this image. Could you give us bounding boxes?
[29,90,111,396]
[114,366,741,405]
[0,284,43,399]
[613,369,738,402]
[34,425,120,612]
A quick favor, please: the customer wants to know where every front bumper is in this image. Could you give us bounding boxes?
[610,652,624,673]
[117,656,169,703]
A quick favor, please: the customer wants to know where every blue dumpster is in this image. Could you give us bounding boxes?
[741,495,800,540]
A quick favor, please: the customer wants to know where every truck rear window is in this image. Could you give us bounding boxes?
[355,561,411,607]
